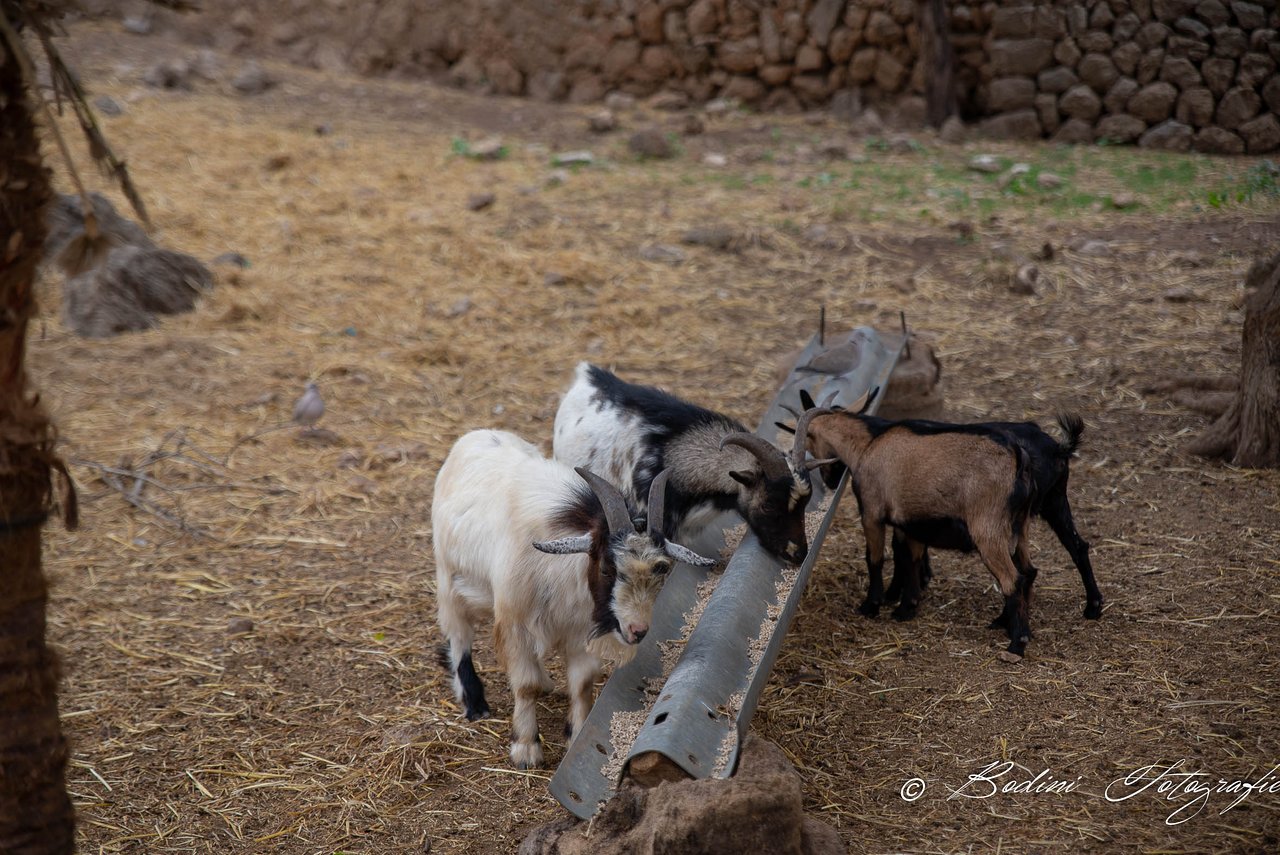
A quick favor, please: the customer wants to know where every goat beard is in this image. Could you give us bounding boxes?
[587,631,637,665]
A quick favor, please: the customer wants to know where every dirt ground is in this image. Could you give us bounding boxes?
[31,21,1280,855]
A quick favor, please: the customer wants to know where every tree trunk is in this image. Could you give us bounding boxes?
[921,0,957,127]
[1188,251,1280,468]
[0,16,77,853]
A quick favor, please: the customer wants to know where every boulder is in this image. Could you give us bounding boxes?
[1238,113,1280,153]
[1202,56,1238,94]
[1236,52,1276,88]
[1211,26,1247,58]
[1263,76,1280,113]
[987,76,1038,111]
[1053,117,1096,143]
[1078,52,1120,91]
[1095,113,1148,142]
[1136,21,1171,48]
[1128,81,1179,122]
[1060,83,1103,120]
[1038,65,1079,93]
[1193,125,1246,152]
[978,108,1043,139]
[63,245,213,338]
[1160,55,1204,87]
[518,738,847,855]
[1215,86,1261,128]
[1176,86,1217,126]
[1229,1,1266,29]
[1138,118,1194,149]
[1113,42,1144,75]
[991,38,1055,75]
[1104,77,1141,114]
[1195,0,1231,27]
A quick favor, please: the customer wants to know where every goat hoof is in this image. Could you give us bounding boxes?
[563,719,574,739]
[465,705,491,722]
[857,599,881,618]
[891,604,918,622]
[987,614,1010,631]
[511,743,544,770]
[1084,602,1104,620]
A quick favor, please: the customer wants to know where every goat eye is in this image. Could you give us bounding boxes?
[656,561,672,575]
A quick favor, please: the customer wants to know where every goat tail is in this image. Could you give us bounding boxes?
[1054,413,1085,457]
[1012,443,1038,518]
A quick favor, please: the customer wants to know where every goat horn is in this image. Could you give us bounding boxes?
[664,540,719,567]
[646,470,669,539]
[719,433,790,480]
[574,467,636,534]
[791,391,840,467]
[533,535,594,555]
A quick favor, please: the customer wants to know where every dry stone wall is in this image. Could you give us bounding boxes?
[137,0,1280,152]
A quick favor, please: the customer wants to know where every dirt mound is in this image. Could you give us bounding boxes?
[519,738,845,855]
[62,244,214,337]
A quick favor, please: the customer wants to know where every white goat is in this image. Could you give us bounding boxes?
[432,429,715,768]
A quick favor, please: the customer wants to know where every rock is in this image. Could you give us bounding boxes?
[1138,48,1166,84]
[1237,52,1276,88]
[543,272,567,287]
[1238,113,1280,153]
[1115,12,1143,42]
[1161,55,1204,88]
[807,0,845,46]
[649,90,690,111]
[1139,119,1194,149]
[227,617,254,635]
[1264,76,1280,114]
[1053,118,1096,143]
[552,150,594,166]
[1198,55,1239,93]
[1035,93,1061,134]
[703,152,728,167]
[63,245,214,338]
[1010,263,1040,294]
[968,154,1004,173]
[874,52,908,91]
[1038,65,1079,93]
[1104,78,1140,115]
[1055,37,1084,68]
[1176,87,1217,126]
[1128,81,1179,122]
[1112,42,1143,75]
[122,14,152,35]
[211,251,250,268]
[978,109,1042,140]
[1078,52,1120,92]
[1137,21,1171,49]
[990,39,1056,76]
[939,115,967,143]
[1111,192,1138,209]
[1168,35,1211,62]
[518,738,846,855]
[43,192,154,274]
[588,110,618,133]
[190,49,223,82]
[682,114,705,136]
[849,47,878,83]
[605,91,637,111]
[1229,1,1266,29]
[372,441,432,465]
[466,193,496,212]
[1095,113,1148,143]
[639,244,686,264]
[1076,238,1113,255]
[93,95,123,116]
[682,224,736,250]
[143,59,192,90]
[1175,16,1212,38]
[1037,172,1064,189]
[629,128,674,159]
[1060,84,1103,120]
[232,62,276,95]
[1163,286,1201,302]
[1196,0,1232,26]
[987,77,1037,111]
[468,136,506,160]
[1216,86,1261,128]
[1211,25,1248,58]
[1193,125,1246,152]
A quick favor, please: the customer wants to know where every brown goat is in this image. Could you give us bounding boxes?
[800,403,1039,658]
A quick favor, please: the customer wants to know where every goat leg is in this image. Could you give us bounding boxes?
[858,516,887,618]
[891,536,927,622]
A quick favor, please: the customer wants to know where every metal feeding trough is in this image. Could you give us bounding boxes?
[549,324,905,819]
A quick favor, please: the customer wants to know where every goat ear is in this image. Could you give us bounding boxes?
[858,386,879,414]
[728,469,757,488]
[532,535,593,555]
[664,541,719,567]
[804,457,839,470]
[799,389,816,410]
[774,421,797,435]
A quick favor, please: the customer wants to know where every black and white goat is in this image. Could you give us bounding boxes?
[790,390,1102,621]
[793,395,1041,657]
[432,429,715,769]
[553,362,822,566]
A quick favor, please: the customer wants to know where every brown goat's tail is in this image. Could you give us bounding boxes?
[1054,413,1085,457]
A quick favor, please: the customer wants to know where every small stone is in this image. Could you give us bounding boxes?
[968,154,1004,173]
[639,244,686,264]
[1163,286,1200,302]
[939,115,966,143]
[346,475,378,496]
[703,153,728,168]
[211,252,250,268]
[314,122,333,136]
[93,95,124,116]
[604,91,637,111]
[551,151,594,166]
[468,137,506,160]
[232,62,276,95]
[704,97,736,116]
[373,441,432,465]
[143,59,192,90]
[543,272,567,286]
[1037,172,1064,189]
[681,224,736,250]
[997,650,1024,664]
[545,169,571,187]
[122,15,152,35]
[588,110,618,133]
[1078,239,1113,256]
[1110,192,1137,209]
[446,297,473,317]
[682,114,706,136]
[628,128,674,159]
[227,618,254,635]
[466,193,496,212]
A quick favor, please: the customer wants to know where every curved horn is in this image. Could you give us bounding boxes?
[574,467,635,534]
[719,433,790,480]
[791,391,840,467]
[646,470,669,539]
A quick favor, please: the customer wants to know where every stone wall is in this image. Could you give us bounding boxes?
[136,0,1280,152]
[975,0,1280,153]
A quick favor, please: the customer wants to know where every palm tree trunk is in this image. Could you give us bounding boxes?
[0,17,76,853]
